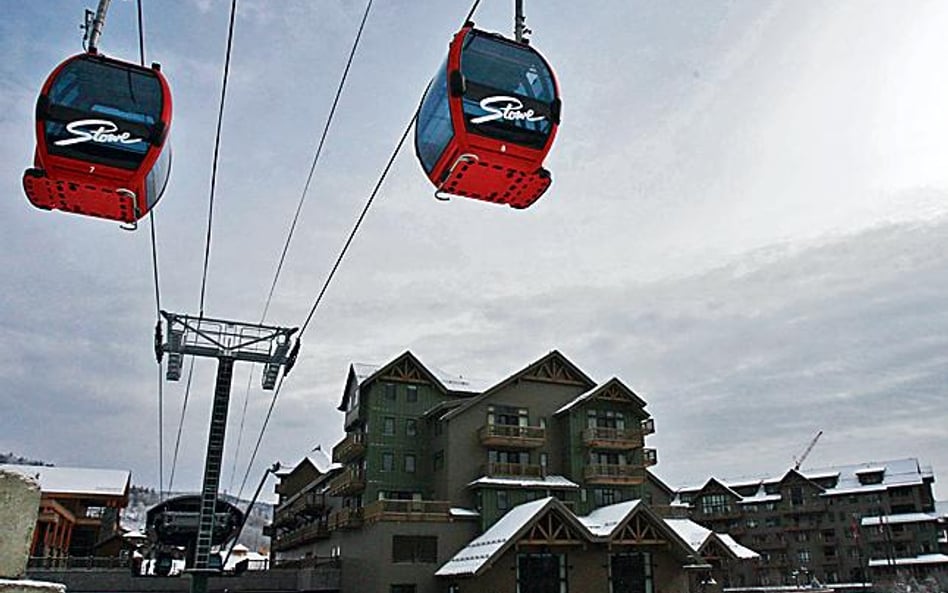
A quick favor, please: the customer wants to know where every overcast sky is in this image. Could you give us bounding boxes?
[1,0,946,502]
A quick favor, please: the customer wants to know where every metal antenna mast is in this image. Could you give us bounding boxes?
[514,0,530,43]
[84,0,112,53]
[157,312,298,593]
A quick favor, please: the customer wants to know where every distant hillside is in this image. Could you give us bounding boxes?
[0,452,54,466]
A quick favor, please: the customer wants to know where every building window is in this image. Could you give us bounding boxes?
[390,586,416,593]
[406,419,417,436]
[611,552,652,593]
[489,450,529,465]
[392,535,437,563]
[405,454,416,473]
[594,489,618,507]
[700,493,731,514]
[383,417,396,435]
[406,385,418,402]
[517,552,567,593]
[384,383,397,402]
[497,490,510,511]
[798,549,811,565]
[488,404,528,426]
[382,452,394,472]
[433,450,444,471]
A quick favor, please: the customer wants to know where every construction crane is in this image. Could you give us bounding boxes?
[793,430,823,470]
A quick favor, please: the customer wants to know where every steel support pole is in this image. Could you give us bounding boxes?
[190,357,236,593]
[87,0,112,53]
[514,0,526,42]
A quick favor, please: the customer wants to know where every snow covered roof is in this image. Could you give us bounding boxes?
[553,377,647,416]
[438,497,722,579]
[436,497,555,576]
[664,518,712,552]
[579,500,641,537]
[350,357,491,394]
[737,493,782,504]
[553,384,599,415]
[861,512,939,526]
[441,351,597,422]
[450,508,480,518]
[664,519,760,560]
[677,458,932,502]
[468,475,580,490]
[0,464,130,498]
[867,553,948,567]
[718,533,760,559]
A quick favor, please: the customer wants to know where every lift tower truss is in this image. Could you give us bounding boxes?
[157,311,297,590]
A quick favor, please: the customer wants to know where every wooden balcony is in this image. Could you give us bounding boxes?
[478,424,545,449]
[482,461,545,478]
[279,490,327,518]
[363,499,457,523]
[641,418,655,435]
[328,466,365,496]
[584,464,646,485]
[643,447,657,467]
[332,432,366,463]
[329,507,364,530]
[272,521,330,550]
[582,426,644,450]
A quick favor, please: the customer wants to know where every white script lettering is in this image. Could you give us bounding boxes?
[54,119,144,147]
[469,96,545,125]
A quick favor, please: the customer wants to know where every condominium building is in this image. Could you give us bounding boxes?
[675,458,947,589]
[268,350,757,593]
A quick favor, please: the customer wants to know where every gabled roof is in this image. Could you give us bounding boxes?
[442,350,596,422]
[774,468,825,491]
[716,534,760,560]
[578,501,701,562]
[0,464,130,498]
[435,497,564,577]
[438,497,708,579]
[664,518,713,552]
[554,377,648,416]
[676,458,933,502]
[579,500,642,537]
[664,519,760,561]
[696,477,743,500]
[338,351,487,411]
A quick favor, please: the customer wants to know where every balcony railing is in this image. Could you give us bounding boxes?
[641,418,655,435]
[279,490,327,518]
[582,426,643,450]
[363,499,457,523]
[329,507,364,530]
[584,464,646,485]
[478,424,545,449]
[332,432,366,463]
[483,461,545,478]
[273,521,330,550]
[328,466,365,496]
[643,447,657,467]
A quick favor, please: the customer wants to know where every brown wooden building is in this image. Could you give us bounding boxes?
[0,464,130,558]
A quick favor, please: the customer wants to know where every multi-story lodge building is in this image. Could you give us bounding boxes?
[268,350,758,593]
[675,458,948,589]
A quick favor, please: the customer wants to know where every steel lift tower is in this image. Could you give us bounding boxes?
[157,311,298,593]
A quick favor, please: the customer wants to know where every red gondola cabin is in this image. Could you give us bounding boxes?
[415,25,561,209]
[23,52,172,227]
